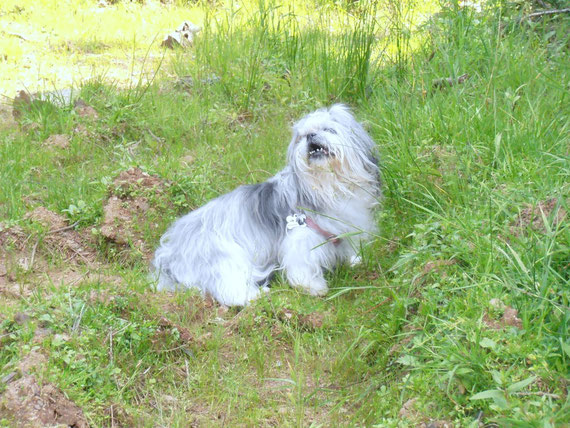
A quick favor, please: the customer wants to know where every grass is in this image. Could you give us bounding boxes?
[0,0,569,426]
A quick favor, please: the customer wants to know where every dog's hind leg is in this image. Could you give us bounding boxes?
[204,248,264,307]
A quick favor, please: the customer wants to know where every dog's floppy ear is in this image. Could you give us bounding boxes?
[328,103,352,123]
[329,104,380,179]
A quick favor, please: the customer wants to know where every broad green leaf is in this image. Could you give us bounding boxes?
[470,389,508,409]
[397,355,419,367]
[507,376,536,393]
[561,341,570,358]
[470,389,504,400]
[491,370,503,386]
[479,338,497,349]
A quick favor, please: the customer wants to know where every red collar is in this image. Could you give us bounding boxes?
[305,216,341,246]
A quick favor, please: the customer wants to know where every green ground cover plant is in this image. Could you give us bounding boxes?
[0,0,568,426]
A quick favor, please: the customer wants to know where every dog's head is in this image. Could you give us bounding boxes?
[287,104,379,201]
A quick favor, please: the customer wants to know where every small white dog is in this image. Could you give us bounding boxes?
[152,104,381,306]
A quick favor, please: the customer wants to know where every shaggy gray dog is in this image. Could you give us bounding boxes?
[152,104,380,306]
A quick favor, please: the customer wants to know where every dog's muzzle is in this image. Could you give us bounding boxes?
[307,134,330,160]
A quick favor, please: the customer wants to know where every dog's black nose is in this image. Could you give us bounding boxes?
[307,133,316,142]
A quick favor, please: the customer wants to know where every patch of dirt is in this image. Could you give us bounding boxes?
[88,288,116,306]
[0,374,87,428]
[0,224,35,298]
[0,103,18,130]
[422,259,456,275]
[501,306,523,329]
[389,325,422,356]
[180,152,195,167]
[49,269,122,288]
[0,282,33,300]
[0,224,28,252]
[398,398,453,427]
[11,90,32,121]
[299,312,325,330]
[13,312,30,325]
[386,238,400,253]
[74,99,99,119]
[156,291,217,324]
[100,167,170,259]
[1,212,108,302]
[399,398,418,419]
[18,349,48,374]
[483,305,523,330]
[32,327,53,344]
[413,259,456,286]
[156,316,196,344]
[43,134,70,149]
[511,198,567,236]
[103,404,134,428]
[25,206,97,265]
[261,308,328,335]
[26,206,67,230]
[420,145,460,186]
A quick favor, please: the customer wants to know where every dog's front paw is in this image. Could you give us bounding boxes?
[288,273,329,297]
[306,278,329,296]
[349,254,362,267]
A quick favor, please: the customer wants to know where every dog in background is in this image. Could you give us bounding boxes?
[152,104,381,306]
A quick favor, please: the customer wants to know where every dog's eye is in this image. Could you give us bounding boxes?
[324,128,337,135]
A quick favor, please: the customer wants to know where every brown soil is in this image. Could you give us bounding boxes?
[277,308,326,331]
[43,134,71,149]
[511,198,567,236]
[399,398,418,419]
[422,259,456,275]
[413,259,457,286]
[398,398,454,427]
[484,305,523,330]
[1,208,111,302]
[74,99,99,119]
[0,224,27,272]
[0,224,35,299]
[0,375,87,428]
[17,349,48,374]
[25,206,98,265]
[100,167,170,258]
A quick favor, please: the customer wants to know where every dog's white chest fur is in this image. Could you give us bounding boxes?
[152,105,381,306]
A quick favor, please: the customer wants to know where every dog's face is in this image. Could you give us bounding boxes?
[287,104,378,199]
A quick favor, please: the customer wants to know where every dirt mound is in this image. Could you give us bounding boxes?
[43,134,71,149]
[17,349,48,374]
[484,305,523,330]
[101,167,170,258]
[0,224,33,296]
[25,206,97,265]
[26,206,68,230]
[0,223,27,251]
[511,198,567,236]
[113,167,165,194]
[0,375,87,428]
[1,208,98,300]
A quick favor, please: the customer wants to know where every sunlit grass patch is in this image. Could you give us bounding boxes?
[0,0,204,97]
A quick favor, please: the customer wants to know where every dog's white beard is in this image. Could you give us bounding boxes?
[152,104,381,306]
